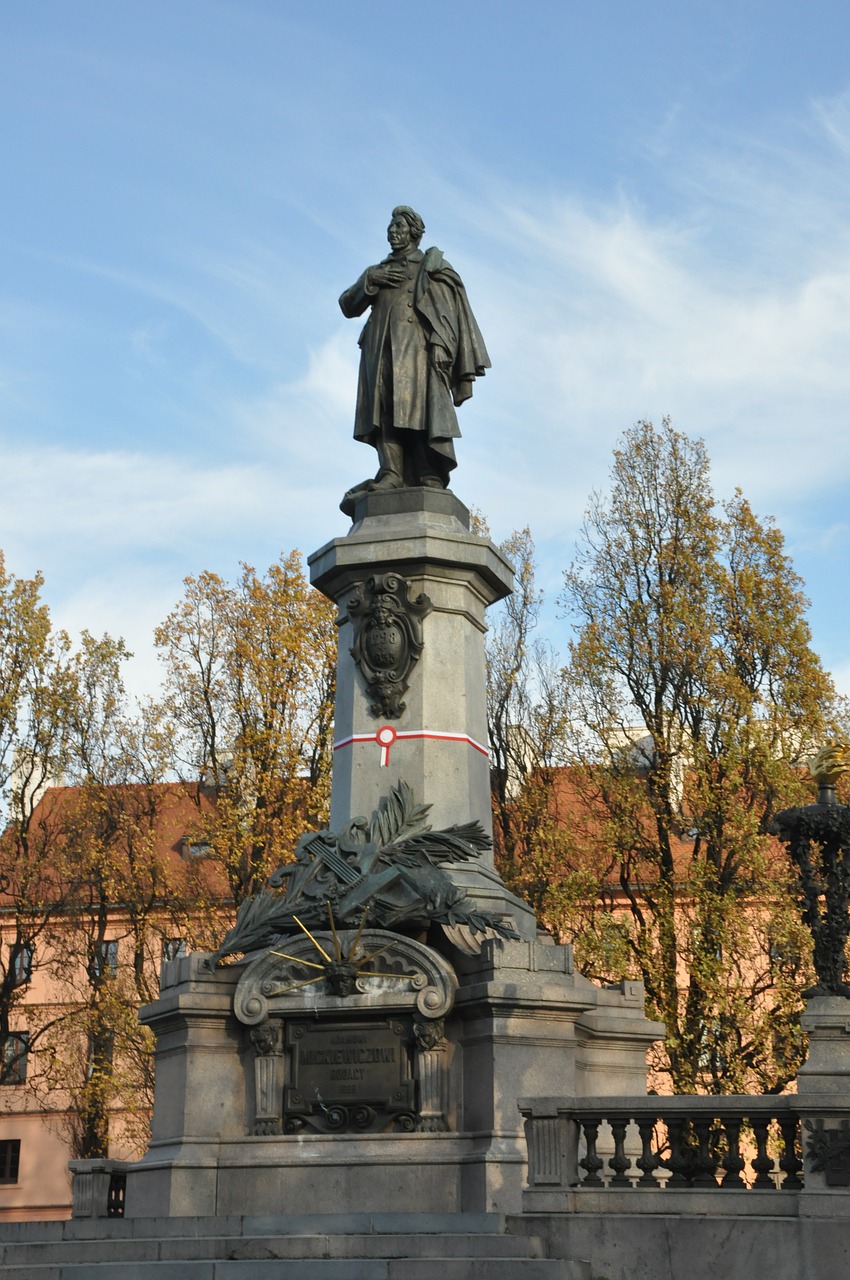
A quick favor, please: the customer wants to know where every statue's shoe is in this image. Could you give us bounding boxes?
[339,478,375,517]
[371,470,405,491]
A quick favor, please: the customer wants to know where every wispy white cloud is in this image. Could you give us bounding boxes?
[0,441,347,701]
[809,89,850,159]
[816,522,850,553]
[1,447,269,548]
[232,329,359,452]
[5,75,850,697]
[448,103,850,533]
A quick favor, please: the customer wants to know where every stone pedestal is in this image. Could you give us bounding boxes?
[309,487,536,938]
[797,995,850,1192]
[798,996,850,1092]
[114,483,665,1225]
[123,942,661,1219]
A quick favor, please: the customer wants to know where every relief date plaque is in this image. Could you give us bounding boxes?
[283,1018,417,1134]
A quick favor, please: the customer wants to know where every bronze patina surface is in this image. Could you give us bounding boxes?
[284,1017,416,1133]
[339,206,489,515]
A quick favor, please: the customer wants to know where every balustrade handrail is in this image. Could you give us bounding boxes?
[520,1093,802,1118]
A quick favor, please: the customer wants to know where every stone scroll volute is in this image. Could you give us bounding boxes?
[233,929,457,1027]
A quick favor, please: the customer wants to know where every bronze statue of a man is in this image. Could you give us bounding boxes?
[339,206,490,515]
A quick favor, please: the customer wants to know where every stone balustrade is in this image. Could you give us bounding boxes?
[68,1159,130,1218]
[519,1095,805,1198]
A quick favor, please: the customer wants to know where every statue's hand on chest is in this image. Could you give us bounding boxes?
[368,261,408,290]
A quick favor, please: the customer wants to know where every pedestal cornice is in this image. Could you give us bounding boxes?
[308,489,514,607]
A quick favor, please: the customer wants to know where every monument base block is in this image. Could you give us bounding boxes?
[122,941,661,1219]
[112,486,665,1226]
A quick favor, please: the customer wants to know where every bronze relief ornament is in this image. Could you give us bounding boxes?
[348,573,432,718]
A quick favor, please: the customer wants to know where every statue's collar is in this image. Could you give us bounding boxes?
[386,249,424,263]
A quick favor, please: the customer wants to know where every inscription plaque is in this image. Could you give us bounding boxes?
[284,1018,417,1133]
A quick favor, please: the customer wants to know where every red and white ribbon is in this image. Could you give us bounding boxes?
[334,724,489,768]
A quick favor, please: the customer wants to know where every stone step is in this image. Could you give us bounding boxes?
[1,1212,506,1242]
[0,1258,590,1279]
[0,1213,592,1280]
[0,1230,547,1266]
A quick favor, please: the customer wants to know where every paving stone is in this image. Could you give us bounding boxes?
[316,1234,542,1260]
[0,1238,160,1266]
[367,1213,504,1235]
[212,1263,389,1280]
[59,1266,213,1280]
[387,1262,565,1280]
[0,1269,61,1280]
[240,1212,503,1237]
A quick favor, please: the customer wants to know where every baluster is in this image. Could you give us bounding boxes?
[750,1116,776,1189]
[777,1117,804,1190]
[691,1116,720,1186]
[718,1115,747,1188]
[665,1116,692,1187]
[578,1117,604,1187]
[635,1118,661,1187]
[608,1118,632,1186]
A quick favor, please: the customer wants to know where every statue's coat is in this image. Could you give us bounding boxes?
[339,247,490,481]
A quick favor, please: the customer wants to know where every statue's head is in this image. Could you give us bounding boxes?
[326,959,358,998]
[388,206,425,250]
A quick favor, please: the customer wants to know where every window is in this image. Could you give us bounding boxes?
[162,938,187,962]
[91,939,119,979]
[10,943,33,986]
[0,1140,20,1184]
[86,1033,115,1079]
[769,940,802,973]
[180,837,213,860]
[1,1033,29,1085]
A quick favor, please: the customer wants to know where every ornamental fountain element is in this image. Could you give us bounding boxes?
[770,742,850,998]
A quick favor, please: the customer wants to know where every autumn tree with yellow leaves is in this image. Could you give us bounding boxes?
[485,526,576,912]
[0,553,79,1092]
[490,422,841,1094]
[154,550,337,904]
[37,633,217,1158]
[0,559,223,1158]
[0,548,336,1160]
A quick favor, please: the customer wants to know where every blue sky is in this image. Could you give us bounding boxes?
[3,1,850,699]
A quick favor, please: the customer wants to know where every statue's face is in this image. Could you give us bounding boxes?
[387,215,413,252]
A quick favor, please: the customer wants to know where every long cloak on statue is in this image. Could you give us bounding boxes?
[339,247,490,483]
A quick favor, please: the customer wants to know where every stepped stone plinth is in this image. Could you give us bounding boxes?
[84,483,663,1223]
